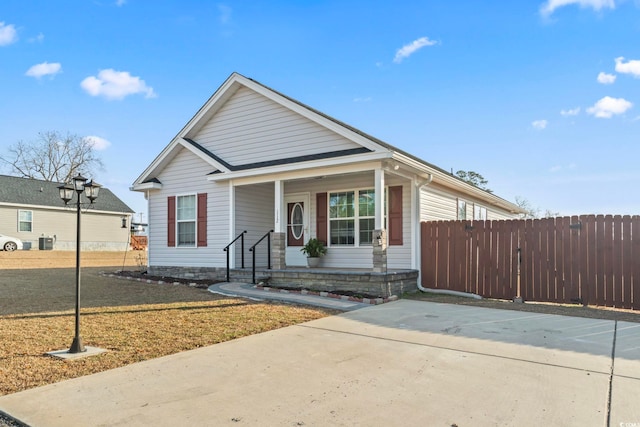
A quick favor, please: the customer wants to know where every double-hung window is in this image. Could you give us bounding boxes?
[474,204,487,220]
[329,191,355,245]
[177,195,196,247]
[18,210,32,232]
[457,200,467,220]
[358,189,376,245]
[328,189,381,246]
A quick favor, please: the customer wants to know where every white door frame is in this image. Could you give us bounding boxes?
[284,192,310,266]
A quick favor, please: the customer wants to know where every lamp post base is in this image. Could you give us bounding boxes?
[68,337,86,354]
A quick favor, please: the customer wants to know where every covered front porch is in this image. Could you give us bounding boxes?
[219,162,426,297]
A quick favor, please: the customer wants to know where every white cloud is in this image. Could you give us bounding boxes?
[84,136,111,151]
[540,0,615,17]
[597,72,616,84]
[532,119,548,130]
[28,33,44,43]
[550,163,577,172]
[218,4,232,24]
[115,0,127,6]
[393,37,438,64]
[25,62,62,78]
[80,69,156,100]
[614,56,640,78]
[560,107,580,116]
[0,22,18,46]
[353,97,372,103]
[587,96,632,118]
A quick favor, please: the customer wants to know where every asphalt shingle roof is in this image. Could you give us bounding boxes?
[0,175,134,214]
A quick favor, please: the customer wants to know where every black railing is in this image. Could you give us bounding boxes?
[223,230,247,282]
[248,230,273,284]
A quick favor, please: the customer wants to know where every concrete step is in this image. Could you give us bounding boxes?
[227,268,270,283]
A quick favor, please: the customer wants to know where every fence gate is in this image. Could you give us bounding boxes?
[421,215,639,310]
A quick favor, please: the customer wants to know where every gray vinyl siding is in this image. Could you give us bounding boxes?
[485,208,517,220]
[148,147,228,268]
[386,177,412,269]
[194,87,362,166]
[420,185,458,221]
[420,184,519,222]
[0,205,130,251]
[285,171,411,269]
[234,183,274,267]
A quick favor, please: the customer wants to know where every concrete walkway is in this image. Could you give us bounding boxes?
[208,281,373,311]
[0,300,638,426]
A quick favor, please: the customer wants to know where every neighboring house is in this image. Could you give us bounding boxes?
[132,73,523,294]
[0,175,134,251]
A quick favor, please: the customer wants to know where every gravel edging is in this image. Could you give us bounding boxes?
[101,271,215,289]
[0,411,28,427]
[254,284,398,305]
[104,272,399,305]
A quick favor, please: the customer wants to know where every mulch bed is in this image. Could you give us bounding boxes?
[113,270,220,289]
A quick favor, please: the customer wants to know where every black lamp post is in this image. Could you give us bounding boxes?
[58,174,101,353]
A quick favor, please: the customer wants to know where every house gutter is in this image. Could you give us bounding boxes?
[414,173,483,300]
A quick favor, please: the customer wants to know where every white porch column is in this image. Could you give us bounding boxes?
[272,180,286,269]
[274,180,284,232]
[373,167,387,273]
[374,168,385,229]
[228,180,236,267]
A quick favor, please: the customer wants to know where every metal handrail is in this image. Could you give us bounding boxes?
[248,229,273,284]
[223,230,247,282]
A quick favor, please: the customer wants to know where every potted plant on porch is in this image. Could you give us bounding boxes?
[300,238,327,268]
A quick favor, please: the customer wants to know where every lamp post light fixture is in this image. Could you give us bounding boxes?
[58,173,101,354]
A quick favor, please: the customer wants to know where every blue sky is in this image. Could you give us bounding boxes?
[1,0,639,220]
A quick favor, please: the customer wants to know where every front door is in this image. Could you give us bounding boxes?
[285,194,310,266]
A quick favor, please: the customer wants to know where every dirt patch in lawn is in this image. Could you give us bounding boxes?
[0,249,144,270]
[0,251,338,396]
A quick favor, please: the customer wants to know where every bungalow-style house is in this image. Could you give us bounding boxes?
[0,175,134,251]
[132,73,523,296]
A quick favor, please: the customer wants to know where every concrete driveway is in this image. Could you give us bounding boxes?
[0,300,638,426]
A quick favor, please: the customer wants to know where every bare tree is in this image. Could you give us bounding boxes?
[543,209,561,218]
[515,196,560,219]
[515,196,540,219]
[455,170,493,193]
[0,131,104,183]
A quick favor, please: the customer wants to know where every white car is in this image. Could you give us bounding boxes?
[0,234,23,251]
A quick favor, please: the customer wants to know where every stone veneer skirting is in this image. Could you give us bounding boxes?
[148,266,228,281]
[268,269,419,298]
[147,266,419,298]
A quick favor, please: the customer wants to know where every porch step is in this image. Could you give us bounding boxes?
[227,268,270,283]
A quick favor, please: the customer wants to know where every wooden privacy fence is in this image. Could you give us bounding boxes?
[421,215,639,310]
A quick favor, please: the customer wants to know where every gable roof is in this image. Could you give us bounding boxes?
[0,175,134,214]
[132,72,523,214]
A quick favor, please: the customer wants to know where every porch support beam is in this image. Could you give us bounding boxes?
[373,167,387,273]
[272,180,286,270]
[228,181,236,267]
[374,167,385,229]
[274,180,284,233]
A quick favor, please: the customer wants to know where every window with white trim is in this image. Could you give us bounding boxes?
[18,210,32,232]
[329,191,354,245]
[177,195,196,247]
[457,199,467,220]
[358,189,376,245]
[329,188,386,246]
[474,204,487,220]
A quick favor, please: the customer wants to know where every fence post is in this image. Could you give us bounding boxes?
[514,246,523,303]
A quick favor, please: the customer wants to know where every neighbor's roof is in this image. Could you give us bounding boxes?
[0,175,134,213]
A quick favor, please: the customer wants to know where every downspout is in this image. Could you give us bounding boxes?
[415,174,482,300]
